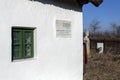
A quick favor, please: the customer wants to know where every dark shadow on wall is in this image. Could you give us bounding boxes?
[32,0,82,12]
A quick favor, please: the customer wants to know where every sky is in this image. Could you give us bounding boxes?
[83,0,120,31]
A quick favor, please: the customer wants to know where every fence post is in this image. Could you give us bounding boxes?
[83,43,87,74]
[84,30,90,57]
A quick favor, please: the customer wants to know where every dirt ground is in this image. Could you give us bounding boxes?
[83,53,120,80]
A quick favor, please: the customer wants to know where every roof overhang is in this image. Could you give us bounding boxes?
[33,0,103,7]
[77,0,103,7]
[89,0,103,7]
[51,0,103,7]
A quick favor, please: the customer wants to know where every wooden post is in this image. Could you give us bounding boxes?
[83,43,87,74]
[84,30,90,57]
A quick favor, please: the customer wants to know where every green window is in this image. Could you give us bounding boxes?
[12,28,34,60]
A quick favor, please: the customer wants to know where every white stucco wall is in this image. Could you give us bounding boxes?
[0,0,83,80]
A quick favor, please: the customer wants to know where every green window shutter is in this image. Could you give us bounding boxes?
[23,30,34,58]
[12,28,34,60]
[12,29,23,60]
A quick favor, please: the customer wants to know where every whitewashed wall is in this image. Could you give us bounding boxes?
[0,0,83,80]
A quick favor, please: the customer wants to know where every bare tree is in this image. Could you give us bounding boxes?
[110,22,120,36]
[89,19,101,35]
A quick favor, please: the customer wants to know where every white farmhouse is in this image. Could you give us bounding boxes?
[0,0,103,80]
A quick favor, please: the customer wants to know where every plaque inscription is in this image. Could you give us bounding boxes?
[56,20,71,38]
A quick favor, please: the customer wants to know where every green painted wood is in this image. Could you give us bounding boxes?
[12,28,34,60]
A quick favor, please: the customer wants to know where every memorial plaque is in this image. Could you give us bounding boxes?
[56,20,71,38]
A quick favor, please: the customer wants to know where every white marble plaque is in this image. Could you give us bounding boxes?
[56,20,71,38]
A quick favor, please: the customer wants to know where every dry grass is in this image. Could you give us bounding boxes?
[84,53,120,80]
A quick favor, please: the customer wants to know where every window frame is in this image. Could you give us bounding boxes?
[12,27,34,61]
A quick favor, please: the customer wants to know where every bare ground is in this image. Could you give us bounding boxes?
[84,53,120,80]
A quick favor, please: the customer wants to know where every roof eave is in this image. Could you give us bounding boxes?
[90,0,103,7]
[77,0,103,7]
